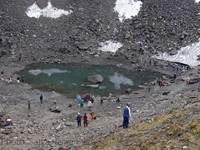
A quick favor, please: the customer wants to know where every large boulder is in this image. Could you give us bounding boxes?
[87,74,104,83]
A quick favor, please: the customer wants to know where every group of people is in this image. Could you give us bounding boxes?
[76,112,96,127]
[76,103,131,129]
[76,94,95,110]
[75,92,132,129]
[1,70,135,130]
[1,71,24,84]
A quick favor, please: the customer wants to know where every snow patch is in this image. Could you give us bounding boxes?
[98,40,122,53]
[153,40,200,68]
[26,1,72,18]
[195,0,200,3]
[29,69,70,76]
[109,72,133,89]
[114,0,142,22]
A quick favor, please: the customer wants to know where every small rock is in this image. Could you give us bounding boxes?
[183,146,188,150]
[87,74,104,83]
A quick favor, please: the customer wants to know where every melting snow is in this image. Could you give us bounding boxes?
[153,40,200,68]
[26,1,72,18]
[114,0,142,22]
[109,72,133,89]
[29,68,70,76]
[98,40,122,53]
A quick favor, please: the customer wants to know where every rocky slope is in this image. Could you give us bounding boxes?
[0,0,200,68]
[77,103,200,150]
[0,0,200,150]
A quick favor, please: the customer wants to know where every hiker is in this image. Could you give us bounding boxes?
[125,88,130,95]
[19,53,22,61]
[108,93,112,100]
[40,94,43,104]
[90,97,94,103]
[100,99,103,104]
[1,71,4,80]
[79,98,84,108]
[83,113,88,127]
[148,86,151,92]
[28,101,31,110]
[123,103,131,129]
[17,76,20,83]
[90,94,95,103]
[76,113,82,127]
[76,95,82,104]
[6,75,13,84]
[86,94,90,102]
[88,100,93,111]
[116,97,120,103]
[68,103,72,107]
[4,117,13,126]
[21,75,24,82]
[156,78,160,85]
[90,112,96,120]
[10,75,13,81]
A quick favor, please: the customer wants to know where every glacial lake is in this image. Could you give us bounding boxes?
[19,63,164,98]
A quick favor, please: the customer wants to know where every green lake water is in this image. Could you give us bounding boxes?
[19,63,163,98]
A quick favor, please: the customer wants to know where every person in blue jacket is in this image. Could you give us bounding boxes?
[123,103,131,129]
[76,113,82,127]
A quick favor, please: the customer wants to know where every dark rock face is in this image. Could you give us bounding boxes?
[0,0,199,68]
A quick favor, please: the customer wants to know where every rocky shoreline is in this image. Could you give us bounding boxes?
[1,59,200,150]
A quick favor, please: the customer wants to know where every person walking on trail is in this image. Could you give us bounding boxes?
[76,113,82,127]
[40,94,43,105]
[123,103,131,129]
[83,113,88,127]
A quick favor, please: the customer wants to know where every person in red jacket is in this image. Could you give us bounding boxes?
[83,113,88,127]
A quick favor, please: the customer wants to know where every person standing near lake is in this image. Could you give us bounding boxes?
[83,113,88,127]
[40,94,43,105]
[76,113,82,127]
[79,98,84,108]
[88,100,93,111]
[17,76,21,83]
[123,103,131,129]
[21,75,25,82]
[28,101,31,110]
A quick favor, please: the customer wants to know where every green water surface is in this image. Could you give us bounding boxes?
[19,63,163,97]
